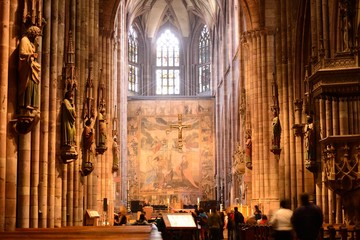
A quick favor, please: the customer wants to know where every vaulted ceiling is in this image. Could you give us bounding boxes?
[126,0,219,38]
[101,0,221,37]
[101,0,263,37]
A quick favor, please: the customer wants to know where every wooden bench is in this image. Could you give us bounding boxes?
[237,223,360,240]
[0,225,157,240]
[320,225,360,240]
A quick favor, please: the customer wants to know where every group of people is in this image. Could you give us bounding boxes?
[115,192,323,240]
[237,192,323,240]
[192,192,323,240]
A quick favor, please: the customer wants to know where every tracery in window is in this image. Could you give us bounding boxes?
[128,25,139,92]
[155,29,180,95]
[198,25,211,93]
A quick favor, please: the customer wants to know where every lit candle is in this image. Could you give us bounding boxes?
[240,203,242,212]
[246,206,249,217]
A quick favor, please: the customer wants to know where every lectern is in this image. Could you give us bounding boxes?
[162,213,197,240]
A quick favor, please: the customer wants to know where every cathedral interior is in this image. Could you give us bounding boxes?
[0,0,359,231]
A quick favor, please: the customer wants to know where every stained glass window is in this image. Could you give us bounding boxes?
[155,29,180,95]
[198,25,211,93]
[128,26,139,92]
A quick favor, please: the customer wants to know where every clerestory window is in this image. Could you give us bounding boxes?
[155,29,180,95]
[128,25,139,92]
[198,25,211,93]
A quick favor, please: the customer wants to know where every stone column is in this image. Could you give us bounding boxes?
[0,0,10,232]
[17,134,31,228]
[74,0,82,227]
[310,0,318,60]
[39,0,51,229]
[293,99,303,207]
[332,97,339,135]
[6,0,19,228]
[339,98,348,135]
[30,124,40,228]
[61,164,68,226]
[67,162,74,226]
[54,0,65,228]
[48,0,59,228]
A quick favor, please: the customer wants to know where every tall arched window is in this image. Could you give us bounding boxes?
[198,25,211,93]
[155,29,180,95]
[128,25,139,92]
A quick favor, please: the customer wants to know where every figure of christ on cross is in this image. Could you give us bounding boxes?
[170,114,190,150]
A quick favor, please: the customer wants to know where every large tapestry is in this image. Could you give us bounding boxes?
[127,98,215,207]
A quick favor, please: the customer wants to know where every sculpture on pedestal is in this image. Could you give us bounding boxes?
[60,31,78,163]
[271,107,282,154]
[81,117,94,176]
[245,130,252,169]
[304,115,316,171]
[81,59,95,175]
[61,90,78,162]
[96,72,107,154]
[14,26,42,134]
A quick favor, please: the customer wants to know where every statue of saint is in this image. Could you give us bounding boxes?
[112,136,120,172]
[61,91,77,147]
[96,107,107,151]
[304,115,315,161]
[245,132,252,168]
[82,117,95,176]
[18,26,42,110]
[271,108,281,150]
[83,118,94,151]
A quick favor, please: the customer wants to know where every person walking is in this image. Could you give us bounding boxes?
[270,199,293,240]
[291,193,323,240]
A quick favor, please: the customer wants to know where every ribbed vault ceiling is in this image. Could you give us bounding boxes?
[125,0,219,38]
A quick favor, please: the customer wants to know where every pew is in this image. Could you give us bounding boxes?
[0,225,159,240]
[237,223,360,240]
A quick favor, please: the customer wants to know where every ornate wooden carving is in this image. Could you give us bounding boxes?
[321,135,360,195]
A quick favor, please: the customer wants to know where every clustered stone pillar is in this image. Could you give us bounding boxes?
[243,29,280,212]
[0,0,117,231]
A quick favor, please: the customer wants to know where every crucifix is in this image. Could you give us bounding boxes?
[170,114,190,150]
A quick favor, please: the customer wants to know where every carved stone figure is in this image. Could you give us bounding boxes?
[271,108,281,153]
[112,135,120,172]
[96,108,107,154]
[61,91,77,147]
[245,131,252,169]
[18,26,42,111]
[304,115,315,161]
[82,117,95,176]
[83,118,94,151]
[60,90,78,162]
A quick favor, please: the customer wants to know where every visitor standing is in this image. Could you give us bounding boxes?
[291,193,323,240]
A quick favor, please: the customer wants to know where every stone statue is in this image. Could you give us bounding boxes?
[61,91,76,147]
[271,108,281,152]
[83,118,94,151]
[96,107,107,154]
[245,131,252,169]
[112,136,119,172]
[18,26,42,111]
[304,115,315,161]
[82,117,95,176]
